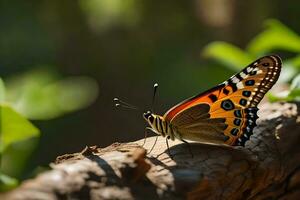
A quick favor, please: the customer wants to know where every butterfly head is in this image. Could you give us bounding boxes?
[143,111,164,136]
[143,110,155,124]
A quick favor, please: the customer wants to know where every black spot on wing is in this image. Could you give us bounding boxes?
[224,135,230,141]
[234,118,242,126]
[242,91,251,97]
[262,62,270,67]
[249,56,282,107]
[235,73,243,81]
[234,107,259,146]
[245,80,255,86]
[208,94,218,102]
[249,71,257,76]
[223,88,230,95]
[230,128,239,136]
[239,98,247,106]
[242,67,251,75]
[228,81,238,92]
[234,110,242,118]
[221,99,235,111]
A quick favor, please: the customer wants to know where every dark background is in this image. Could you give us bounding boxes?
[0,0,298,175]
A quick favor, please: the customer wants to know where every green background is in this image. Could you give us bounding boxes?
[0,0,300,188]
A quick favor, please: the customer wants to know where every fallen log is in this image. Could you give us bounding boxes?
[1,102,300,200]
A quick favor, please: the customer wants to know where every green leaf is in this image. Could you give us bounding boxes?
[0,105,39,177]
[0,78,5,103]
[247,19,300,54]
[79,0,139,31]
[50,77,99,113]
[288,89,300,101]
[277,63,298,83]
[202,41,253,70]
[271,89,300,102]
[278,56,300,83]
[268,92,287,102]
[1,137,38,178]
[286,55,300,70]
[0,104,40,152]
[269,75,300,102]
[5,68,58,105]
[6,69,99,120]
[291,74,300,90]
[0,172,18,192]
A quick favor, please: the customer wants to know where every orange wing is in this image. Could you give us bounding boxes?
[164,55,282,146]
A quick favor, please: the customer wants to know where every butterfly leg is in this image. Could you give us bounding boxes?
[166,136,173,159]
[181,139,193,158]
[148,135,159,155]
[142,127,154,147]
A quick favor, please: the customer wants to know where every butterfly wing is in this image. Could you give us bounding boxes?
[164,55,282,146]
[170,103,230,144]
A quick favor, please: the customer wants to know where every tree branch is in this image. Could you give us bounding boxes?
[2,102,300,200]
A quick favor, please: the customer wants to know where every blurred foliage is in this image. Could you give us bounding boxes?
[79,0,139,31]
[269,74,300,102]
[6,69,99,120]
[203,19,300,101]
[0,79,5,103]
[0,173,18,192]
[247,20,300,54]
[0,0,300,193]
[0,105,39,154]
[202,42,253,71]
[0,71,98,191]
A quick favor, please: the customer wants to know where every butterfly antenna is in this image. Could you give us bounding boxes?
[151,83,159,112]
[114,98,139,110]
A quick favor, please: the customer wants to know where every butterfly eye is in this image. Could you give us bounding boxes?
[148,115,154,123]
[143,111,152,119]
[143,111,154,123]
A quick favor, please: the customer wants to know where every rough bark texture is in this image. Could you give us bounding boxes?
[1,102,300,200]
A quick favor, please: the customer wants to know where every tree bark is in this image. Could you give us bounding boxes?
[1,102,300,200]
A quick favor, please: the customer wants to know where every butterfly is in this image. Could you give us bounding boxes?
[142,55,281,147]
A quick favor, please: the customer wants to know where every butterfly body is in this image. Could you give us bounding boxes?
[144,108,232,145]
[144,55,281,146]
